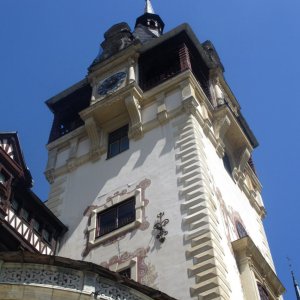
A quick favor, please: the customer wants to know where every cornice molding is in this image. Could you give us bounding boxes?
[232,237,285,297]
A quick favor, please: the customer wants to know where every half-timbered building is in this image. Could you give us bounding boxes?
[0,132,67,254]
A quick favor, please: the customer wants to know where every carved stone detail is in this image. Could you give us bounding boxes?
[95,281,144,300]
[0,263,148,300]
[128,58,136,84]
[233,147,251,185]
[156,93,168,125]
[125,94,143,140]
[174,115,231,299]
[214,115,231,158]
[45,168,55,184]
[0,266,82,290]
[85,116,104,161]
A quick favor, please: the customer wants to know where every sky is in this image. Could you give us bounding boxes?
[0,0,299,299]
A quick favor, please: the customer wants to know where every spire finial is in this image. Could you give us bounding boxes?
[145,0,155,14]
[287,257,300,300]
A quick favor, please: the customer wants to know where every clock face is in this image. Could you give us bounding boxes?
[97,72,127,96]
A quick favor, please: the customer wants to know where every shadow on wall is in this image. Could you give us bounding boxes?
[57,124,175,258]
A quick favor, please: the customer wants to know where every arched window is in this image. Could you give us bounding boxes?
[257,283,270,300]
[236,221,247,239]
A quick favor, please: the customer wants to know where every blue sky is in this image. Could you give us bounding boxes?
[1,1,299,298]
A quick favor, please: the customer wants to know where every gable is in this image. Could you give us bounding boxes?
[0,132,29,174]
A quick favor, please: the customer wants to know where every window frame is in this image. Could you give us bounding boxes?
[96,197,136,237]
[42,228,52,244]
[88,188,144,245]
[107,124,129,159]
[236,221,248,239]
[257,282,271,300]
[109,257,138,281]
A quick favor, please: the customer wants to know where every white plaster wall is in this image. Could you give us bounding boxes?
[165,89,181,111]
[51,92,275,300]
[56,147,70,168]
[201,123,276,294]
[56,120,193,300]
[142,103,157,124]
[77,138,89,157]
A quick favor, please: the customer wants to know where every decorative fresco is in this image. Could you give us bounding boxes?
[100,247,158,288]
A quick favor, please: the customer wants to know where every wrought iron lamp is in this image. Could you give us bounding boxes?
[153,212,169,243]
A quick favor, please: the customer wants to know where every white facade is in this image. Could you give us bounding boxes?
[44,23,284,300]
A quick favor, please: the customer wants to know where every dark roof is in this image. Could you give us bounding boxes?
[0,251,178,300]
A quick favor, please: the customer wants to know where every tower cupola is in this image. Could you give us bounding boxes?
[134,0,165,42]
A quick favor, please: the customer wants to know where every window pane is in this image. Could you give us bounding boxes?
[109,141,120,158]
[43,229,52,243]
[223,153,232,175]
[107,125,129,158]
[11,198,20,212]
[99,208,117,236]
[257,283,269,300]
[117,198,136,228]
[33,220,42,233]
[119,268,131,278]
[120,136,129,152]
[22,209,30,222]
[236,221,247,239]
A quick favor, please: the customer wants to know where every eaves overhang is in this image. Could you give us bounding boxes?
[45,78,90,113]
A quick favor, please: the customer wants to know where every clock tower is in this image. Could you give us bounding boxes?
[44,1,285,299]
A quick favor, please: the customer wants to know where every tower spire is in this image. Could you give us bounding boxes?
[134,0,164,41]
[288,257,300,300]
[145,0,155,14]
[292,271,300,300]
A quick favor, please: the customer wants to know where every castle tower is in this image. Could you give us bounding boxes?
[44,1,285,299]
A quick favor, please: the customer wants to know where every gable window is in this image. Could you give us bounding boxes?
[107,125,129,158]
[97,197,135,237]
